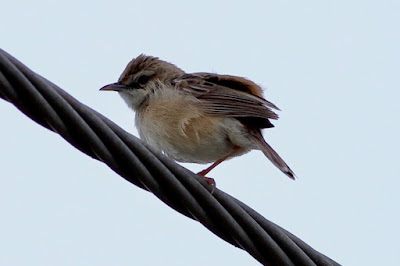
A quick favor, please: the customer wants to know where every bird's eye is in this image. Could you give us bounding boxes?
[136,75,151,86]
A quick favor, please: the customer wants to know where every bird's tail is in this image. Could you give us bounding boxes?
[253,132,296,179]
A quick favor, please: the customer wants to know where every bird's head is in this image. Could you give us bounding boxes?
[100,54,184,111]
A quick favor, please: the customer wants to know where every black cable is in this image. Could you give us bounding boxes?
[0,49,340,266]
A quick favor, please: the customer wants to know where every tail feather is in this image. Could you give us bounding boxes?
[256,136,296,179]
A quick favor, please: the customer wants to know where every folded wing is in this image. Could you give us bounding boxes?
[175,73,280,128]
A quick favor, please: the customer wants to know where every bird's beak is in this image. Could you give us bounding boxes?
[99,82,129,92]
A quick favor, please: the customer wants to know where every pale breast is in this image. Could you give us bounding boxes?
[135,88,239,163]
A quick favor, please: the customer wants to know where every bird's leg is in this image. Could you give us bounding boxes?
[197,157,227,178]
[197,146,240,187]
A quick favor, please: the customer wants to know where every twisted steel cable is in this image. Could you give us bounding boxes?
[0,49,340,266]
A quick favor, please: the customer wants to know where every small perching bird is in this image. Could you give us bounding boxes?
[100,55,295,184]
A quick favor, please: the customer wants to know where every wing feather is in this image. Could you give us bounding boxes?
[175,73,280,127]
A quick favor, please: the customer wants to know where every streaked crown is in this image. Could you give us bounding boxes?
[118,54,185,87]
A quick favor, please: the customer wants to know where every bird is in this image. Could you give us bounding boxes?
[100,54,295,185]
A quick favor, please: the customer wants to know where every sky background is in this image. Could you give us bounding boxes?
[1,1,399,265]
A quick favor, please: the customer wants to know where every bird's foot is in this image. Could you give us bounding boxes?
[196,172,216,194]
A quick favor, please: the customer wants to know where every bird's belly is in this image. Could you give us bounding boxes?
[161,134,234,163]
[137,112,241,163]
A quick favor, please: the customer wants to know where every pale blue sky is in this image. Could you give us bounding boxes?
[1,1,399,265]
